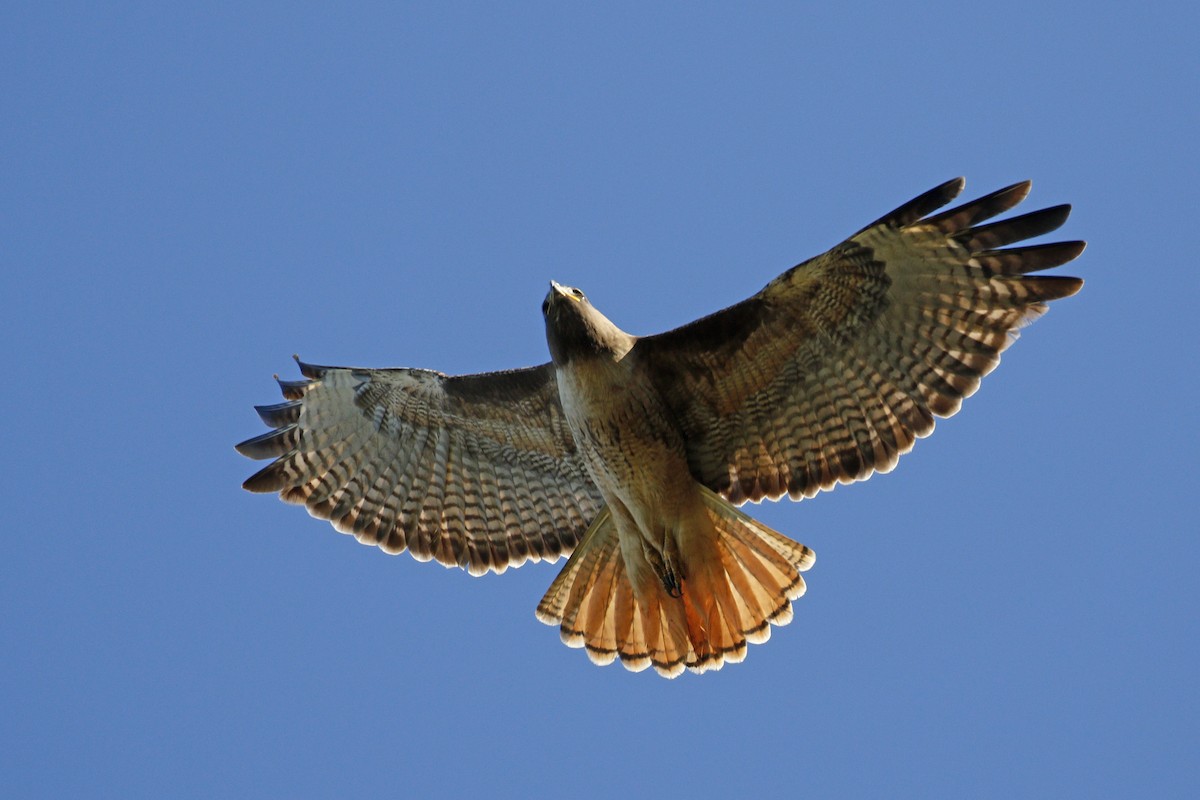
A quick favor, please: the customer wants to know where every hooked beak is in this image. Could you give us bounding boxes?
[548,281,583,303]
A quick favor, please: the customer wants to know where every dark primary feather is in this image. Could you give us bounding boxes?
[254,400,301,428]
[855,177,966,232]
[273,374,312,400]
[635,179,1084,504]
[956,204,1072,251]
[234,425,299,460]
[921,180,1030,231]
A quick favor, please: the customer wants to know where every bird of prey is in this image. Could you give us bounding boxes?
[236,178,1083,677]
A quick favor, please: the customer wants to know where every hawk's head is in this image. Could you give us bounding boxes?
[543,281,633,365]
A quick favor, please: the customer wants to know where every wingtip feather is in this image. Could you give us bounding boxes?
[295,357,329,380]
[857,177,965,234]
[242,461,289,493]
[234,425,298,459]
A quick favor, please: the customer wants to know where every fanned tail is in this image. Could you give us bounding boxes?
[535,486,815,678]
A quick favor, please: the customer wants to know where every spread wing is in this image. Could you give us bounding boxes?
[236,359,604,575]
[635,178,1084,504]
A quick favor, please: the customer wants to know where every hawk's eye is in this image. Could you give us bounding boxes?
[571,288,585,300]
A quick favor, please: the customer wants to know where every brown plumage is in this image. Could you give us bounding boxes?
[237,178,1083,677]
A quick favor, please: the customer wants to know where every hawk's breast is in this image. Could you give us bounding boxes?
[554,356,692,512]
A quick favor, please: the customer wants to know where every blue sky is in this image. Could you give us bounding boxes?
[3,2,1197,797]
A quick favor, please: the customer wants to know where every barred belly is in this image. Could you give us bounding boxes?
[554,357,694,525]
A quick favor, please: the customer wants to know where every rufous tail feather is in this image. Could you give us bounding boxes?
[535,486,814,677]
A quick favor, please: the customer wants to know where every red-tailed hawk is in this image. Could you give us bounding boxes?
[237,178,1083,677]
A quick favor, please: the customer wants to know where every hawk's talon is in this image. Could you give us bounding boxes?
[662,537,685,598]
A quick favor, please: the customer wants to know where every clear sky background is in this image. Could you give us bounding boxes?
[3,3,1197,798]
